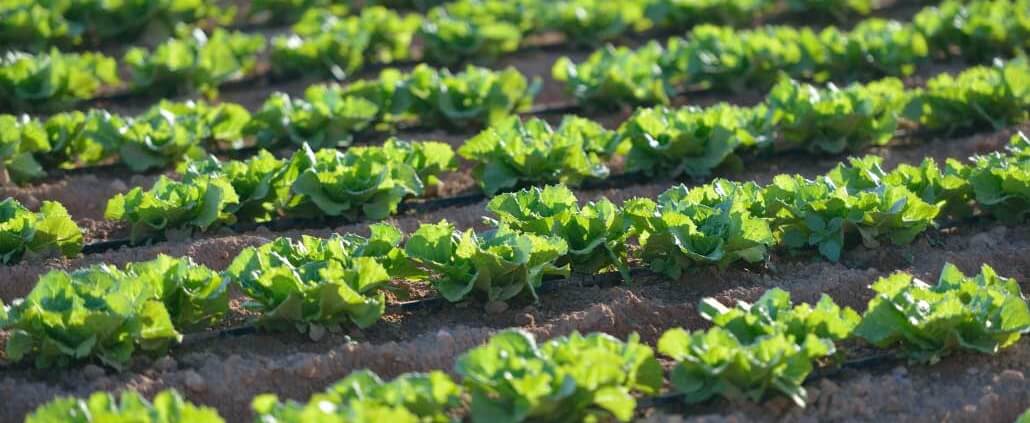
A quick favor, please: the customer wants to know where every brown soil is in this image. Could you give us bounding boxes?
[1,219,1028,422]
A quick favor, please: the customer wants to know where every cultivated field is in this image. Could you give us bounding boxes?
[1,0,1030,422]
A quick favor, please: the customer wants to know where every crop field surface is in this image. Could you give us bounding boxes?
[2,0,1030,422]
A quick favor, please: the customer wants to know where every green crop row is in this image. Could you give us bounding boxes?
[3,139,1028,366]
[555,0,1030,106]
[5,0,1013,112]
[0,64,533,184]
[3,52,1025,192]
[21,260,1030,421]
[100,61,1030,241]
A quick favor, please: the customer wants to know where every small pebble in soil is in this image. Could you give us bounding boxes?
[184,370,207,392]
[484,301,509,314]
[998,369,1025,383]
[83,364,105,379]
[154,356,178,372]
[110,179,128,192]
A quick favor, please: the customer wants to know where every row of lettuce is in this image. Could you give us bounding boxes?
[4,0,887,53]
[21,260,1030,422]
[2,138,1029,370]
[22,60,1028,247]
[3,1,1028,179]
[0,63,535,183]
[0,0,444,51]
[555,0,1030,106]
[3,0,1026,112]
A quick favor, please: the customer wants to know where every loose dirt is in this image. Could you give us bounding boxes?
[1,220,1028,422]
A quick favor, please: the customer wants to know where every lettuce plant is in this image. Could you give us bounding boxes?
[701,288,860,347]
[831,19,928,78]
[419,8,523,65]
[455,330,662,423]
[1,267,181,368]
[105,175,240,242]
[762,171,940,261]
[26,389,224,423]
[0,0,229,50]
[124,255,229,331]
[553,42,672,106]
[542,0,644,45]
[658,326,831,407]
[661,25,809,92]
[182,150,287,222]
[252,370,461,422]
[487,185,632,279]
[885,157,972,217]
[459,116,614,194]
[766,77,907,154]
[402,64,540,128]
[855,263,1030,363]
[0,114,49,183]
[645,0,769,29]
[914,0,1030,62]
[271,7,420,79]
[618,104,763,177]
[41,109,126,169]
[345,138,457,188]
[0,49,119,111]
[225,231,400,334]
[285,143,425,220]
[787,0,873,19]
[124,27,265,97]
[966,133,1030,222]
[905,61,1030,132]
[624,181,775,279]
[0,198,82,264]
[659,289,856,406]
[404,221,568,303]
[245,88,380,149]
